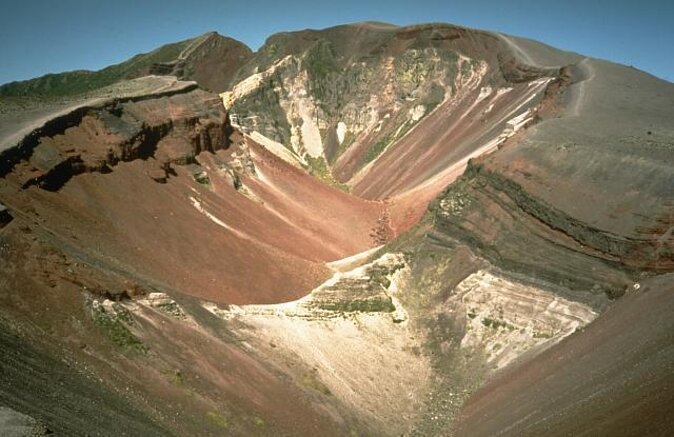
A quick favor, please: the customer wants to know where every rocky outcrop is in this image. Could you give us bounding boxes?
[3,87,231,191]
[469,162,672,269]
[140,292,187,319]
[453,270,596,369]
[209,252,406,320]
[433,166,632,298]
[431,159,667,298]
[455,273,674,437]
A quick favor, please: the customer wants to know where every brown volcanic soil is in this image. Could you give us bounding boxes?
[0,76,197,155]
[242,138,388,258]
[454,273,674,437]
[15,161,329,305]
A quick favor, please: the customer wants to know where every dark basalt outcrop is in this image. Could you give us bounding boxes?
[432,161,638,299]
[0,203,11,227]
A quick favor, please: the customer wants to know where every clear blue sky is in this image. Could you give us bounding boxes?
[1,0,672,85]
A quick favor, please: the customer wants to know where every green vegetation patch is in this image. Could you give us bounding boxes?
[305,155,349,191]
[461,59,472,76]
[91,303,147,353]
[481,317,514,330]
[304,39,340,102]
[363,133,392,165]
[394,49,435,94]
[334,129,357,161]
[232,72,293,145]
[250,416,266,428]
[425,83,446,112]
[371,262,406,288]
[369,266,392,288]
[170,369,184,385]
[193,171,210,185]
[206,411,231,430]
[318,297,396,314]
[301,368,332,395]
[0,40,190,97]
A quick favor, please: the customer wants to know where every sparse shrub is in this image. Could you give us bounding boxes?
[305,155,349,191]
[91,302,146,353]
[319,297,396,314]
[481,317,510,330]
[206,411,230,429]
[302,368,331,395]
[363,134,392,164]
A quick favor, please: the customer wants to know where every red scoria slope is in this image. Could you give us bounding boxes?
[0,80,387,305]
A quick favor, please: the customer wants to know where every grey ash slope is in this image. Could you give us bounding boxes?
[431,32,674,436]
[506,33,674,238]
[473,37,674,269]
[0,322,167,436]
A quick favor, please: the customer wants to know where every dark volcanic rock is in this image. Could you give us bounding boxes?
[0,204,11,227]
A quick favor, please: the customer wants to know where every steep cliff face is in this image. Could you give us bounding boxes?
[227,32,469,167]
[431,162,637,297]
[3,87,231,190]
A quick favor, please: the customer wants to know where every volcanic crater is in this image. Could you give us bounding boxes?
[0,21,672,436]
